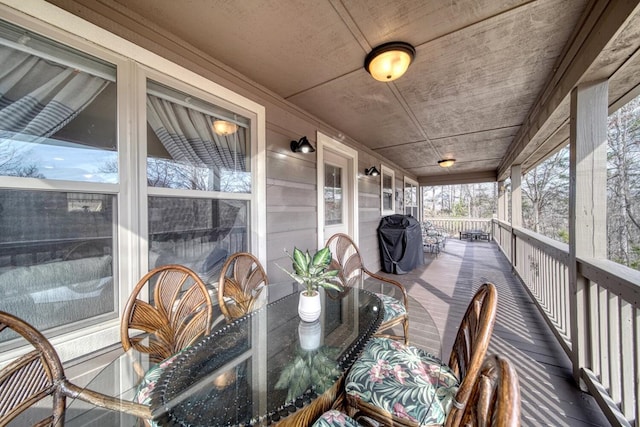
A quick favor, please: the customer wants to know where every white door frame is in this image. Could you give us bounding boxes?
[316,131,358,249]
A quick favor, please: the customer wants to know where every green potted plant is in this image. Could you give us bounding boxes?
[280,247,342,322]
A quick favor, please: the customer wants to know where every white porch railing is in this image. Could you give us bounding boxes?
[423,217,492,237]
[493,219,640,427]
[492,220,512,263]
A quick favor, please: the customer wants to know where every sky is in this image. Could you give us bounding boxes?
[1,137,118,183]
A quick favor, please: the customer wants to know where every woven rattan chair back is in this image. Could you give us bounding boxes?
[456,354,521,427]
[121,264,213,365]
[325,233,409,344]
[0,311,67,426]
[218,252,268,322]
[445,282,498,427]
[324,233,366,288]
[1,311,151,426]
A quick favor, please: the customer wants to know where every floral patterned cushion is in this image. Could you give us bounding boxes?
[375,292,406,323]
[134,352,181,405]
[345,337,460,426]
[312,410,361,427]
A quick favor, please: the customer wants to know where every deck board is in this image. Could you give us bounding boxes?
[378,238,610,427]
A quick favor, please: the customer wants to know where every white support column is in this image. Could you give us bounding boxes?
[511,165,522,268]
[511,165,522,228]
[503,182,510,223]
[497,181,506,221]
[569,79,608,385]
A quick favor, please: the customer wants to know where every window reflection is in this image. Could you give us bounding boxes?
[0,43,117,183]
[0,190,116,342]
[146,82,251,193]
[148,197,248,284]
[324,164,343,226]
[383,173,393,211]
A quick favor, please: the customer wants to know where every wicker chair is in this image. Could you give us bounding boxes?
[344,282,498,426]
[0,311,150,426]
[325,233,409,344]
[314,353,519,427]
[217,252,269,322]
[458,354,521,427]
[121,264,213,365]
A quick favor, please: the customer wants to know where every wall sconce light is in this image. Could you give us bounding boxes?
[364,41,416,82]
[365,166,380,176]
[290,136,315,153]
[212,119,238,136]
[438,159,456,168]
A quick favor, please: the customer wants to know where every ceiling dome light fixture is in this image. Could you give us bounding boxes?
[364,41,416,82]
[290,136,315,153]
[213,119,238,136]
[438,159,456,168]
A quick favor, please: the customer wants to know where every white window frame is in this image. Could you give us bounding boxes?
[0,2,266,363]
[140,67,261,268]
[316,132,359,249]
[380,164,395,215]
[404,176,419,219]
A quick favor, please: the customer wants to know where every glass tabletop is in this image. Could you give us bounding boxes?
[64,281,443,427]
[64,348,154,426]
[150,285,383,426]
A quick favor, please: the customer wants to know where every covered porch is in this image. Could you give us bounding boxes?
[0,0,639,425]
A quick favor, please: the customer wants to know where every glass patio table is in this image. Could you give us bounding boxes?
[65,281,443,426]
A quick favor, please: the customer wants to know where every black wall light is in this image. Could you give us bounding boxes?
[290,136,315,153]
[365,166,380,176]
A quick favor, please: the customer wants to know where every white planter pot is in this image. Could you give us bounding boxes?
[298,290,321,322]
[298,320,322,351]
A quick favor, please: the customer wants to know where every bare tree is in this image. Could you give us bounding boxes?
[0,142,44,178]
[422,183,496,219]
[522,148,569,240]
[607,97,640,268]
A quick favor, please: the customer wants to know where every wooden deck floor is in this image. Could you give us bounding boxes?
[378,238,610,427]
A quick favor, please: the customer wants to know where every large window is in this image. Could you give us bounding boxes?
[0,12,264,360]
[0,21,118,343]
[381,165,395,215]
[146,82,252,285]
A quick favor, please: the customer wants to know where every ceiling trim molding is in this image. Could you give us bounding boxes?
[497,0,640,180]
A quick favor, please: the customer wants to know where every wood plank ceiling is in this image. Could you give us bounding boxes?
[48,0,640,184]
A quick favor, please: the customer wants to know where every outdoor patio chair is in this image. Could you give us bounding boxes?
[313,352,518,427]
[325,233,409,344]
[217,252,269,322]
[344,282,497,426]
[121,264,213,365]
[422,222,447,254]
[0,311,150,426]
[458,354,521,426]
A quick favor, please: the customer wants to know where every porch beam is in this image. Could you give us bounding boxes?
[498,0,640,180]
[569,79,608,386]
[417,170,496,186]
